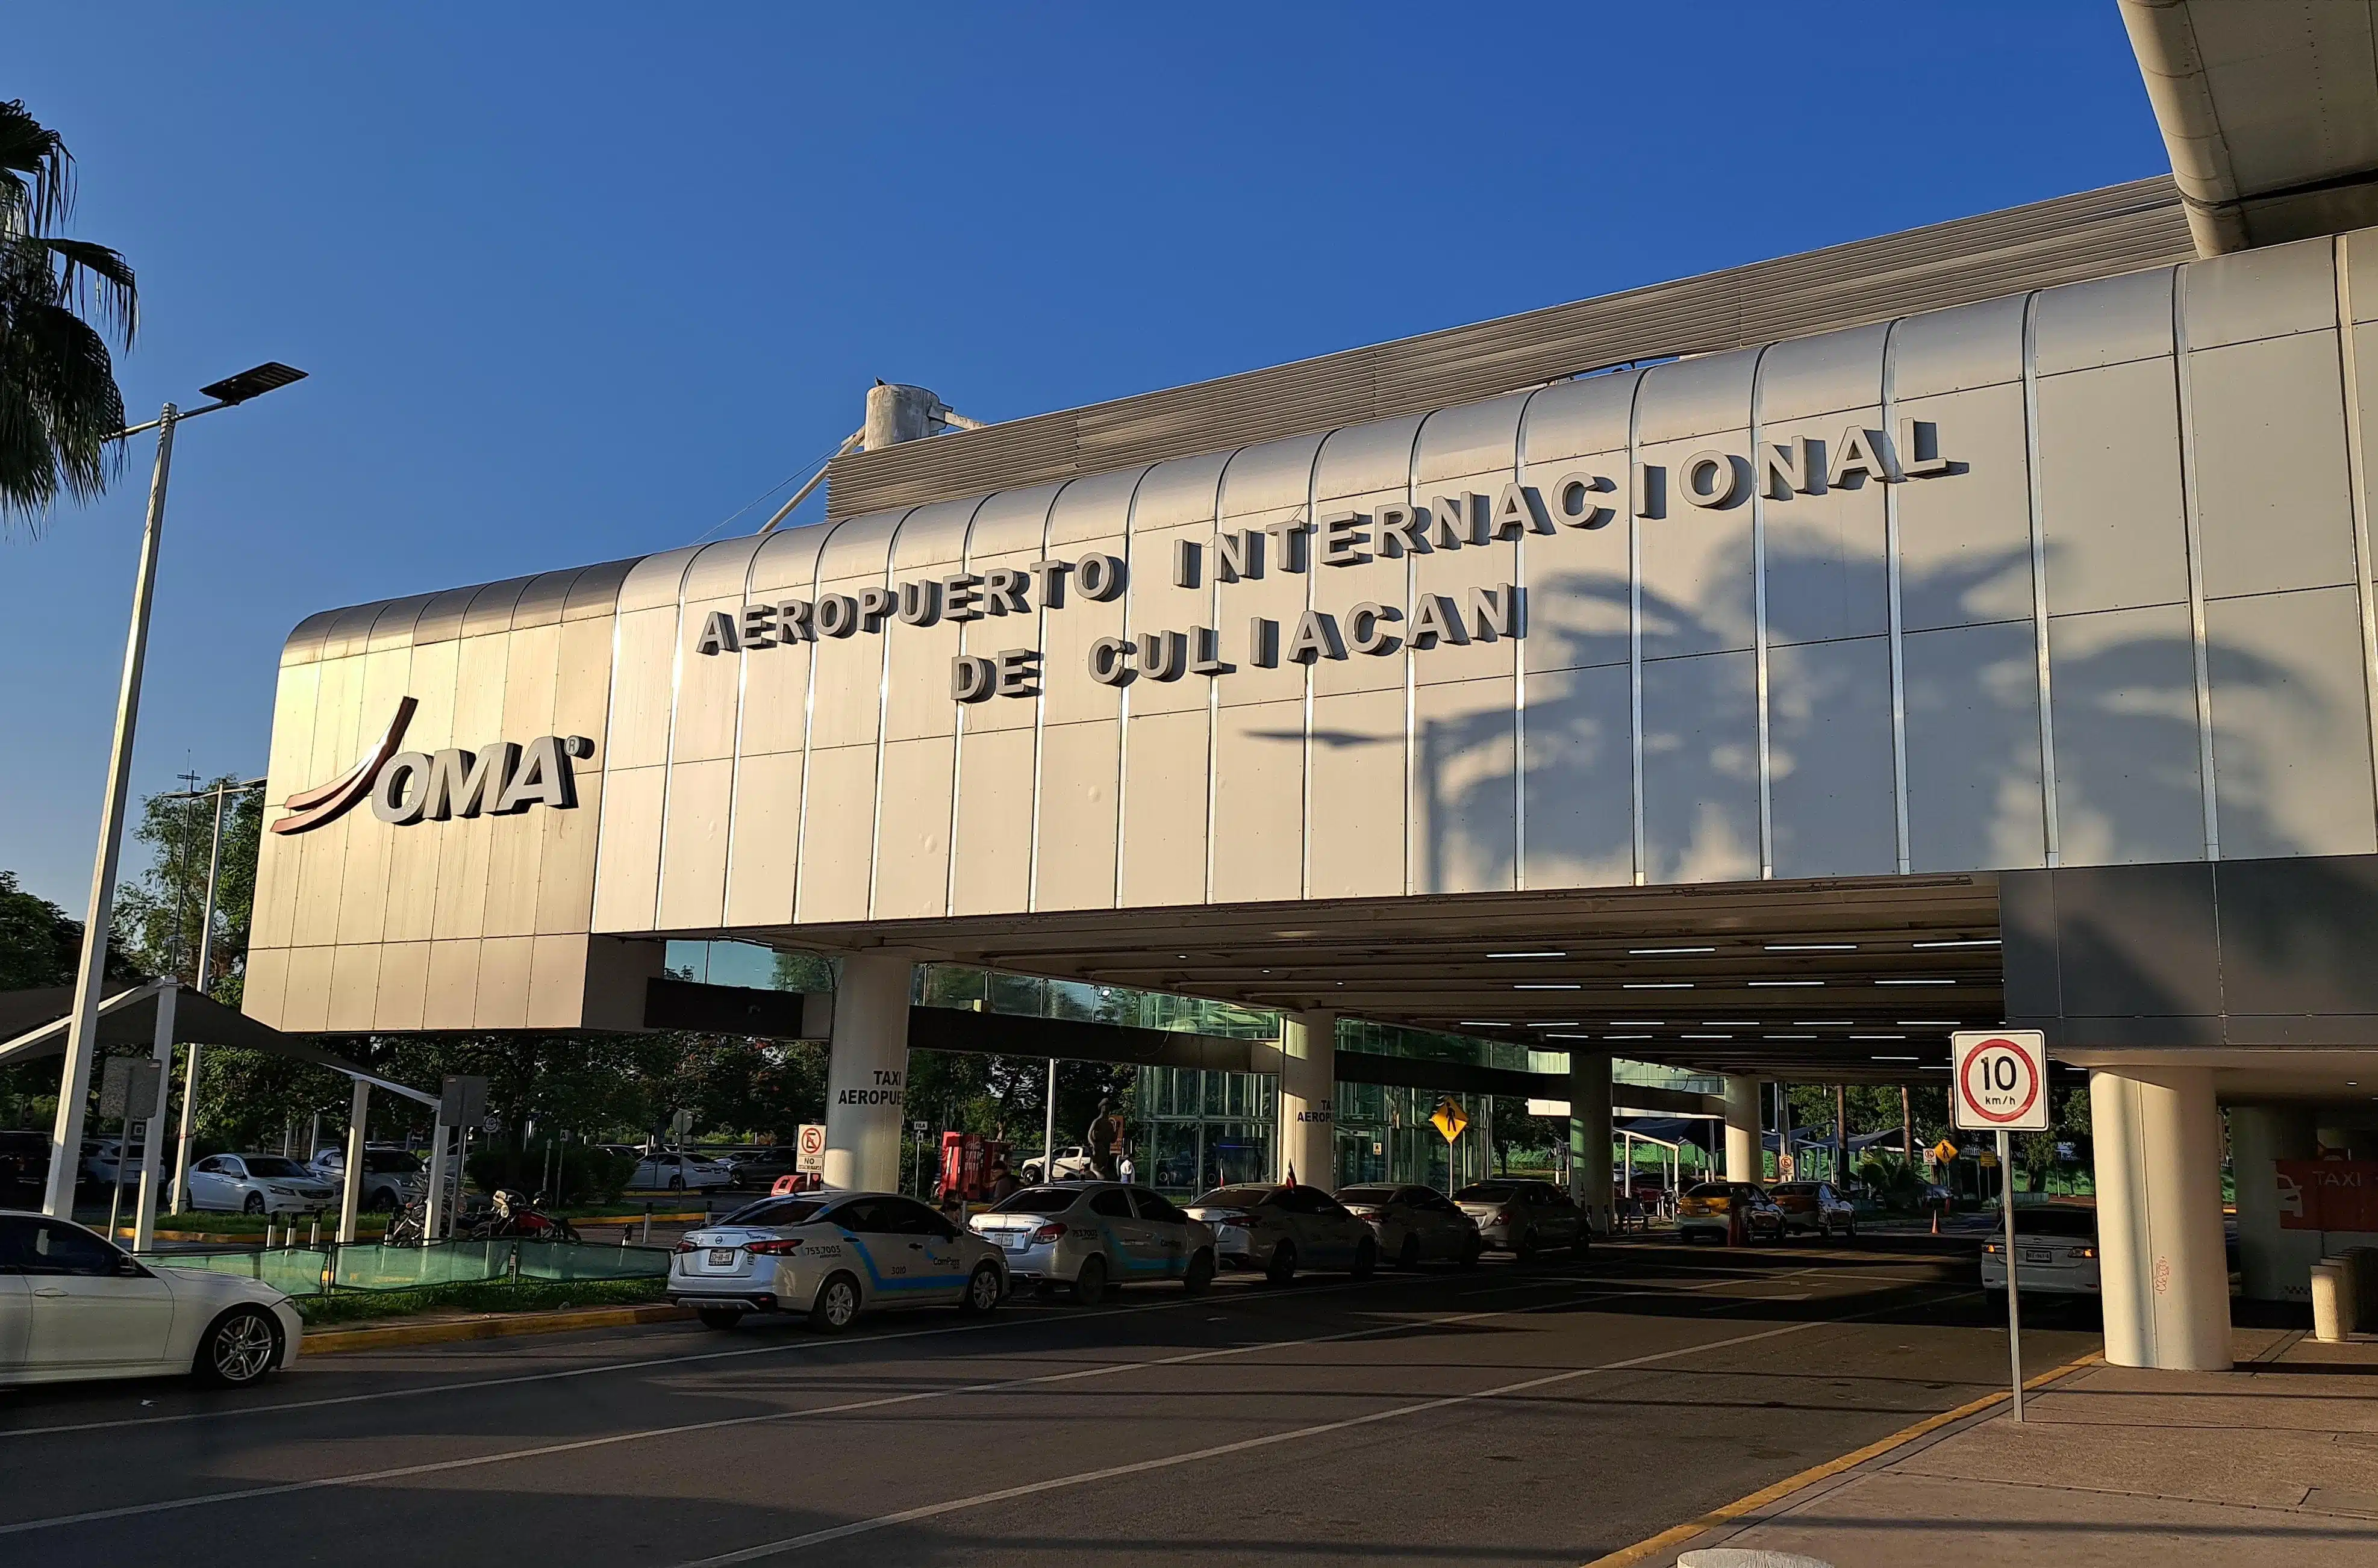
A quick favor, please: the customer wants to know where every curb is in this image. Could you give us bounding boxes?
[300,1301,692,1355]
[1579,1349,2105,1568]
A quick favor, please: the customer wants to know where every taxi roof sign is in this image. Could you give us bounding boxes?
[1950,1030,2050,1132]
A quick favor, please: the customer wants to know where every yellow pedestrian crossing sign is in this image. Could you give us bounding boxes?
[1930,1139,1959,1163]
[1431,1098,1468,1144]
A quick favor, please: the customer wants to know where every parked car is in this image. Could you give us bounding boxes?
[1335,1183,1483,1268]
[0,1210,302,1389]
[1982,1205,2100,1299]
[1770,1181,1858,1239]
[82,1137,139,1186]
[1453,1180,1590,1260]
[669,1190,1008,1331]
[1182,1183,1377,1284]
[725,1148,800,1187]
[1020,1145,1095,1183]
[307,1145,425,1212]
[629,1150,734,1192]
[186,1154,339,1215]
[969,1182,1217,1302]
[1677,1181,1787,1244]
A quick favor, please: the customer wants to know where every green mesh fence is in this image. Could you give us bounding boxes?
[143,1239,673,1298]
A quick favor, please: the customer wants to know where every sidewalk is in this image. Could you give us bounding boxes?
[1656,1328,2378,1567]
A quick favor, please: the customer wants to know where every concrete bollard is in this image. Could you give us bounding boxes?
[1678,1550,1838,1568]
[2313,1255,2355,1342]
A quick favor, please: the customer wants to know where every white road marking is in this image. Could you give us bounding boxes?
[0,1257,1556,1442]
[0,1268,1852,1537]
[663,1303,1937,1566]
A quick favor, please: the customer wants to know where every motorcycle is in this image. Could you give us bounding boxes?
[461,1188,582,1243]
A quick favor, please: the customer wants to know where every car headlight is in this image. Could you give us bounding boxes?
[268,1185,296,1195]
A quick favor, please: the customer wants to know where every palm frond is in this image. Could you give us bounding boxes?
[0,99,72,234]
[36,235,136,347]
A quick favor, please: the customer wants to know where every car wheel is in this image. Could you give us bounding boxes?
[370,1187,400,1213]
[1352,1237,1378,1280]
[1571,1231,1592,1260]
[1265,1240,1298,1286]
[1397,1233,1421,1271]
[1459,1234,1483,1269]
[697,1307,744,1331]
[1182,1249,1215,1295]
[668,1175,685,1192]
[1515,1229,1539,1263]
[960,1262,1003,1316]
[243,1192,266,1216]
[192,1307,281,1388]
[1845,1215,1858,1239]
[808,1272,861,1333]
[1073,1254,1109,1306]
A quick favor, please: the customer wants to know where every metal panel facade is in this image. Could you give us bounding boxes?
[248,230,2378,1033]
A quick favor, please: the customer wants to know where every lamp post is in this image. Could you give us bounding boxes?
[43,364,308,1219]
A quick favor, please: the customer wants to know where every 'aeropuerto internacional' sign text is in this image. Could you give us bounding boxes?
[691,419,1962,701]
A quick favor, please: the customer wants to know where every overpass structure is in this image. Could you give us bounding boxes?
[237,6,2378,1372]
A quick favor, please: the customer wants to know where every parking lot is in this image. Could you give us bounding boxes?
[0,1237,2100,1567]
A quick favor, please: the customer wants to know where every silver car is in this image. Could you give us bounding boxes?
[1184,1183,1378,1284]
[669,1190,1008,1332]
[1453,1180,1590,1260]
[1981,1206,2101,1299]
[187,1154,339,1215]
[1336,1183,1484,1269]
[969,1183,1217,1303]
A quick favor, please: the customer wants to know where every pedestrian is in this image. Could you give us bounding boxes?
[1117,1150,1136,1187]
[1086,1100,1125,1181]
[988,1159,1022,1203]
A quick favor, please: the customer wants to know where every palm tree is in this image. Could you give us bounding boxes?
[1,98,137,533]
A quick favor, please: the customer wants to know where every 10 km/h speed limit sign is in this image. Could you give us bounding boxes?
[1951,1031,2050,1132]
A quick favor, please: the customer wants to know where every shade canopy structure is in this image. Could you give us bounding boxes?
[0,981,435,1106]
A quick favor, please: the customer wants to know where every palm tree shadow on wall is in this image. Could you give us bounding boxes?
[1414,529,2316,899]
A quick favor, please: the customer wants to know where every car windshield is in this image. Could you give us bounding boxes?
[362,1151,422,1174]
[1192,1186,1276,1210]
[990,1187,1082,1216]
[1773,1183,1817,1195]
[1684,1183,1732,1198]
[243,1157,313,1178]
[1337,1186,1400,1205]
[1453,1183,1518,1202]
[716,1196,830,1228]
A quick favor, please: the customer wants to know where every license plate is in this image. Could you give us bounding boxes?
[2024,1249,2053,1265]
[708,1248,736,1268]
[1002,1234,1029,1251]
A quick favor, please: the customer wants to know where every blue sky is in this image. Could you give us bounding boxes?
[2,4,2168,909]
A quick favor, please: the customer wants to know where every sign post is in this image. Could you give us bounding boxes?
[1951,1030,2050,1422]
[795,1123,827,1181]
[1430,1097,1469,1195]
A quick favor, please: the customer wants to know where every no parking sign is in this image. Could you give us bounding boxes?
[1951,1031,2050,1133]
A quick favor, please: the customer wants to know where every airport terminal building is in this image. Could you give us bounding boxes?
[243,17,2378,1372]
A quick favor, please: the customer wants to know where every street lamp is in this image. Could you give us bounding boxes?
[42,364,308,1219]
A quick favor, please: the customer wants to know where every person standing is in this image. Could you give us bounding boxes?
[1117,1149,1137,1187]
[1086,1101,1125,1181]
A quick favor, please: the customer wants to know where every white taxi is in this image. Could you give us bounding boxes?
[669,1190,1008,1331]
[969,1183,1216,1302]
[1184,1183,1378,1284]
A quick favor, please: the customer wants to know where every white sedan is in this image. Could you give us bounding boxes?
[631,1151,734,1191]
[0,1210,302,1389]
[1184,1183,1379,1284]
[187,1154,340,1215]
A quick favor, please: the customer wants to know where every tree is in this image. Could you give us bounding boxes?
[113,778,263,1001]
[1,99,137,530]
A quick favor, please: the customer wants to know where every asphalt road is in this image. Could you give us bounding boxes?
[0,1238,2102,1567]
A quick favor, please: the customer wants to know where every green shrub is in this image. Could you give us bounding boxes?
[463,1142,631,1204]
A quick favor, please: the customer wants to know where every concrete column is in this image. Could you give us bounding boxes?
[2091,1066,2233,1370]
[824,954,913,1192]
[1723,1075,1760,1182]
[1279,1009,1336,1191]
[2231,1104,2317,1303]
[131,981,176,1250]
[337,1079,371,1244]
[1568,1051,1613,1233]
